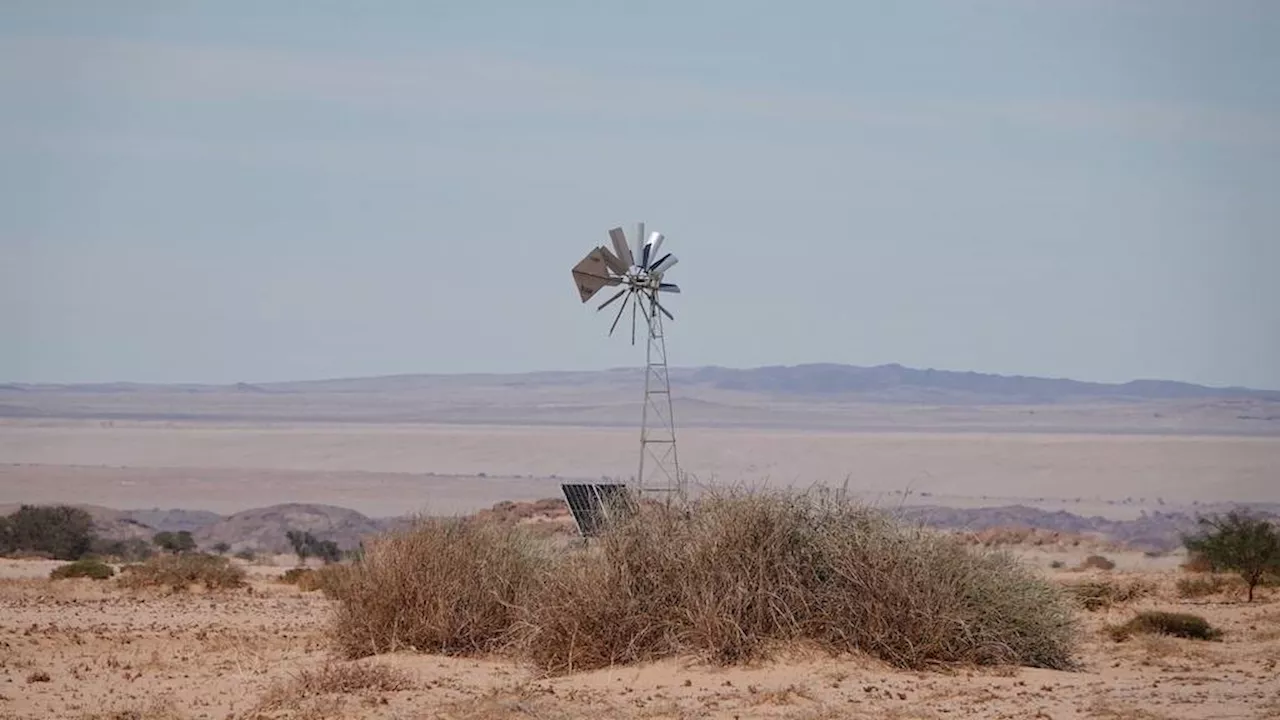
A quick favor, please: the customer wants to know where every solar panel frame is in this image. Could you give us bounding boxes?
[561,483,633,537]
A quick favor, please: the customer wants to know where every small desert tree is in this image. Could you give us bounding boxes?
[211,542,231,555]
[153,530,197,554]
[5,505,97,560]
[1182,511,1280,602]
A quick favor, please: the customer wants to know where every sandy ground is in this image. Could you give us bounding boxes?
[2,420,1278,517]
[2,552,1278,720]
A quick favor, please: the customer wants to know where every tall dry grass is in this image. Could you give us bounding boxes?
[330,489,1078,674]
[328,517,546,658]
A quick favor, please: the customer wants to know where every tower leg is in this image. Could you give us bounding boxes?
[636,292,681,502]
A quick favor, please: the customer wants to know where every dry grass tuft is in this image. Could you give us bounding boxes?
[1175,574,1240,599]
[75,698,187,720]
[252,660,415,713]
[1062,578,1155,611]
[1106,611,1223,642]
[117,553,246,592]
[329,517,546,658]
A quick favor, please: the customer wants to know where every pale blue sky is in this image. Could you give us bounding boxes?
[2,1,1278,388]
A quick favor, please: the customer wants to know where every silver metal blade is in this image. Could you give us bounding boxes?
[598,245,628,276]
[608,227,634,268]
[597,287,627,311]
[608,292,630,337]
[645,231,665,264]
[658,283,680,294]
[634,222,646,269]
[649,253,678,275]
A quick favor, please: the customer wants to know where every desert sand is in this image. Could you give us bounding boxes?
[2,551,1278,720]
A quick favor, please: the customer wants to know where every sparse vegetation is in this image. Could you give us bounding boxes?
[118,552,246,591]
[1063,578,1154,611]
[252,661,414,714]
[233,548,257,562]
[1077,554,1116,571]
[211,541,230,555]
[90,537,154,562]
[50,558,116,580]
[1175,574,1238,599]
[286,529,343,564]
[1,505,97,560]
[1107,611,1222,642]
[1182,511,1280,602]
[330,490,1078,673]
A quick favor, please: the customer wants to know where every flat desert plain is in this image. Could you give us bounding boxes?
[2,419,1279,517]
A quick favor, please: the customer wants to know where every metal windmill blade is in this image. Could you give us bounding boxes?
[567,220,685,511]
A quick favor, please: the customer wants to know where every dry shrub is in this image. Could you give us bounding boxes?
[514,490,1078,673]
[1062,578,1154,611]
[329,517,545,658]
[117,553,246,592]
[50,558,116,580]
[253,660,414,713]
[1180,553,1215,573]
[1175,574,1240,599]
[1107,611,1222,642]
[1077,555,1116,571]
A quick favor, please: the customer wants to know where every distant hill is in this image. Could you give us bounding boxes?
[6,363,1277,403]
[191,503,388,554]
[681,364,1280,403]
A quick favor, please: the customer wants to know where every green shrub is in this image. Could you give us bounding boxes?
[118,552,246,591]
[50,558,116,580]
[1108,611,1222,642]
[3,505,97,560]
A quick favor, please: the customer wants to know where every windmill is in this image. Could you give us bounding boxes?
[571,222,683,505]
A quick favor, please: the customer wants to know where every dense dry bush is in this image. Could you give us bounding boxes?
[1107,611,1222,642]
[329,517,545,658]
[50,558,116,580]
[329,490,1078,673]
[1077,555,1116,571]
[514,490,1078,673]
[117,553,246,591]
[1063,578,1155,611]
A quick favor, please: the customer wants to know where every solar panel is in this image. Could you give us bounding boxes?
[561,483,633,537]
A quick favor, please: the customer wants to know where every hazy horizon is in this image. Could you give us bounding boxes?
[6,358,1280,393]
[4,1,1277,389]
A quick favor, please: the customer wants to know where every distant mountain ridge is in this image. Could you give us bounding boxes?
[682,363,1280,402]
[7,362,1277,403]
